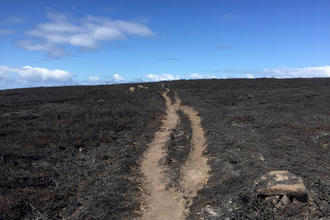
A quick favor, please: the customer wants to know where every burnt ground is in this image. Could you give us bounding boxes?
[0,83,165,220]
[1,78,330,219]
[161,109,193,189]
[165,78,330,219]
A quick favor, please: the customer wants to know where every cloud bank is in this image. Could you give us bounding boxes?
[88,76,101,83]
[15,12,155,58]
[104,74,126,83]
[188,73,217,79]
[145,74,180,81]
[262,66,330,78]
[0,65,77,89]
[0,65,130,89]
[0,65,76,83]
[1,65,329,90]
[189,73,204,79]
[216,66,330,79]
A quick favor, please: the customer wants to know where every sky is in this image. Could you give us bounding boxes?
[0,0,329,90]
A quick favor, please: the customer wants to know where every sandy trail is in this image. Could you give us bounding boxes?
[178,96,210,217]
[140,85,210,220]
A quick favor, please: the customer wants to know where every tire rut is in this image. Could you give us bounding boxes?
[140,85,210,220]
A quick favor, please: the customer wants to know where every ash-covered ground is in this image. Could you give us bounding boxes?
[0,83,165,220]
[166,78,330,219]
[1,78,329,219]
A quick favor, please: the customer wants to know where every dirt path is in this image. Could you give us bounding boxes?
[178,95,210,217]
[140,85,210,220]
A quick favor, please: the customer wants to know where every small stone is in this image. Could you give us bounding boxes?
[322,143,328,148]
[280,195,290,206]
[255,171,307,197]
[247,94,254,99]
[264,195,279,206]
[259,155,265,161]
[275,203,285,215]
[309,205,316,212]
[275,203,282,209]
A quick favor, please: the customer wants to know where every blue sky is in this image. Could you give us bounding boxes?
[0,0,329,89]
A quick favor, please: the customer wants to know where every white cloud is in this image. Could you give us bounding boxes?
[0,69,12,82]
[0,65,76,83]
[188,73,217,79]
[112,74,126,82]
[145,74,180,81]
[189,73,204,79]
[15,40,73,57]
[0,29,15,35]
[244,74,255,79]
[88,76,101,83]
[104,74,127,84]
[82,75,128,85]
[221,66,330,78]
[15,12,155,58]
[262,66,330,78]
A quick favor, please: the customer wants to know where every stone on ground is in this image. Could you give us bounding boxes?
[255,171,307,197]
[280,195,290,206]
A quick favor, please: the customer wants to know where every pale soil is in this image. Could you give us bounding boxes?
[140,85,210,220]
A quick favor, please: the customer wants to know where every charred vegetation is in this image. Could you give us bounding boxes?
[1,78,330,219]
[0,83,165,220]
[166,78,330,219]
